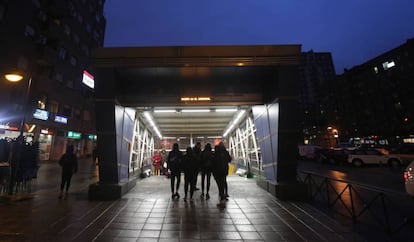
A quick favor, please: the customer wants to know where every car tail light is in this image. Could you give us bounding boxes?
[404,171,409,181]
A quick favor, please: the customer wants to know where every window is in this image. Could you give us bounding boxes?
[37,34,47,45]
[24,25,35,38]
[77,14,83,24]
[73,34,80,45]
[37,10,47,22]
[382,60,396,70]
[69,56,77,66]
[62,105,72,117]
[93,31,100,42]
[53,18,61,26]
[85,23,91,33]
[59,48,67,60]
[55,72,63,83]
[63,24,71,36]
[37,95,47,109]
[50,101,59,114]
[68,3,76,17]
[66,80,74,89]
[81,44,89,56]
[74,109,81,120]
[83,110,91,121]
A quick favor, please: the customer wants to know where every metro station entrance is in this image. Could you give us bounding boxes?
[88,45,304,200]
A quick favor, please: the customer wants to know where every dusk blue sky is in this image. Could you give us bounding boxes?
[103,1,414,74]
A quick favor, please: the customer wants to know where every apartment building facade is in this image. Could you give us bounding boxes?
[0,0,106,160]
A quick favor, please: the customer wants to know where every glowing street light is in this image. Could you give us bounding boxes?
[5,73,24,82]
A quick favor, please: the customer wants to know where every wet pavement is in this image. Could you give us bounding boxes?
[0,159,367,241]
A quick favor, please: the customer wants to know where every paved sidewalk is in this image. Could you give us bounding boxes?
[0,160,367,241]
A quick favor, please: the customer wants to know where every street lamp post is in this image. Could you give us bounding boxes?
[4,73,32,195]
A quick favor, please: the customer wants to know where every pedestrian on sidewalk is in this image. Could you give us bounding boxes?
[58,145,78,199]
[200,143,214,199]
[167,143,182,199]
[192,142,202,191]
[212,142,231,208]
[182,147,198,202]
[152,150,162,176]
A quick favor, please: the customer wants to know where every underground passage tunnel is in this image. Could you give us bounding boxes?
[88,44,305,200]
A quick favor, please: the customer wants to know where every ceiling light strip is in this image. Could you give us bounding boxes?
[181,109,211,113]
[144,111,162,138]
[223,110,246,137]
[154,109,176,113]
[216,108,238,112]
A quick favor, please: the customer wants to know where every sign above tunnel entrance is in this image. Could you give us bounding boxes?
[181,96,211,102]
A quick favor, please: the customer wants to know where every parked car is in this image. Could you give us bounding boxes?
[404,160,414,196]
[388,143,414,166]
[347,148,402,167]
[317,148,350,164]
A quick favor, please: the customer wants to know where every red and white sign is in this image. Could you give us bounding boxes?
[82,70,94,89]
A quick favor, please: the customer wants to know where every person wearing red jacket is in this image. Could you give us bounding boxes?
[152,150,162,176]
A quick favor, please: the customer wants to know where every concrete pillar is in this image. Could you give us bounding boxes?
[254,66,306,200]
[88,68,136,200]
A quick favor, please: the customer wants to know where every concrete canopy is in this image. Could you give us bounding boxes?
[91,45,301,105]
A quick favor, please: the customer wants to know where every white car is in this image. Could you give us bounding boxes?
[404,160,414,196]
[347,148,402,167]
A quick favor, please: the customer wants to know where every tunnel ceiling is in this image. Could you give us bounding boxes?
[137,105,247,138]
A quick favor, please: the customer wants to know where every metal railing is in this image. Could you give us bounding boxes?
[299,170,414,241]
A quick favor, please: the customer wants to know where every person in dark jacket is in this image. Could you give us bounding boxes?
[181,147,198,201]
[212,142,231,208]
[192,142,202,190]
[58,145,78,199]
[167,143,183,199]
[200,143,214,199]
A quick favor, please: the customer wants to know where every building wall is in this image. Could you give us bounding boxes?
[0,0,106,159]
[334,38,414,143]
[299,50,337,146]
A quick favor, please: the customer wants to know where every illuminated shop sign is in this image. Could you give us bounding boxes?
[67,131,81,139]
[54,115,68,124]
[40,129,54,135]
[88,134,97,140]
[82,70,94,89]
[33,109,49,121]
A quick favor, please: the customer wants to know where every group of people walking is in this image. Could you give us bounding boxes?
[56,141,232,208]
[167,141,231,208]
